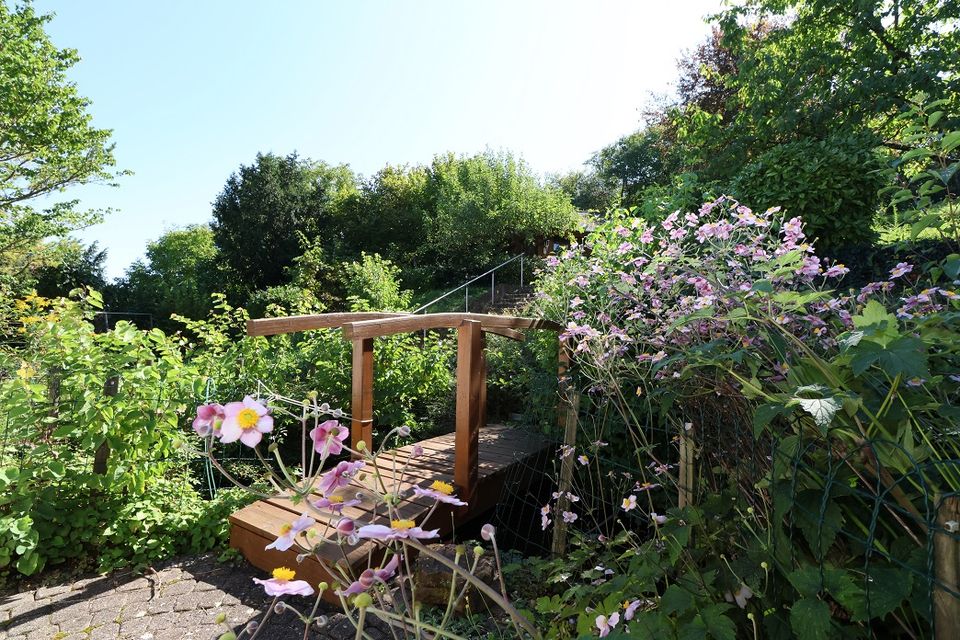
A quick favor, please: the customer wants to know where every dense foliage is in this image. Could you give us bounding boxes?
[530,193,960,638]
[0,1,121,296]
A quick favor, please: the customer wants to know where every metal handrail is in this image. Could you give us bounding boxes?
[413,254,526,314]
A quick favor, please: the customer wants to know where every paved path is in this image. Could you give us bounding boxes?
[0,554,361,640]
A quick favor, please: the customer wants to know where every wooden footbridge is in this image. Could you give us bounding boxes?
[228,312,571,601]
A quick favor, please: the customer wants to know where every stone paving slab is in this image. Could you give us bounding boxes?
[0,554,341,640]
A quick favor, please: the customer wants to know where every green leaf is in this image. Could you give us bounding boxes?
[943,254,960,280]
[843,567,912,622]
[701,603,737,640]
[787,567,823,598]
[850,336,929,378]
[928,111,944,128]
[838,331,863,351]
[751,279,773,293]
[796,396,841,429]
[942,131,960,154]
[911,213,942,239]
[753,403,789,437]
[16,551,40,576]
[660,584,695,615]
[790,598,832,640]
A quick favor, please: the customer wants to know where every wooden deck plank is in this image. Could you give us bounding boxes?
[230,424,551,603]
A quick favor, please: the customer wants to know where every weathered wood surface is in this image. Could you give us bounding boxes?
[341,313,562,340]
[229,424,550,603]
[247,312,551,339]
[246,312,409,337]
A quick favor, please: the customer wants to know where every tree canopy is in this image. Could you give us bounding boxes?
[0,1,120,291]
[210,153,355,295]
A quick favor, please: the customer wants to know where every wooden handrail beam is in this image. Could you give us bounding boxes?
[247,312,410,337]
[342,313,561,340]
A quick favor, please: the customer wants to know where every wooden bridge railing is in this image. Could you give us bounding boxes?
[247,312,564,504]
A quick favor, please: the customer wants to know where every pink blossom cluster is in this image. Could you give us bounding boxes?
[538,197,957,388]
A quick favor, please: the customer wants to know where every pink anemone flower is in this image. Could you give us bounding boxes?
[253,567,315,596]
[311,495,362,513]
[596,612,620,637]
[193,403,225,437]
[412,480,467,506]
[317,460,365,496]
[265,513,315,552]
[220,396,273,447]
[357,519,439,542]
[309,419,349,457]
[336,554,401,597]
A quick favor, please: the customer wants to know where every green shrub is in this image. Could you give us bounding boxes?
[340,252,412,311]
[730,132,887,248]
[100,481,252,571]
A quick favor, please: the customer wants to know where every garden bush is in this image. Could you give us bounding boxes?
[530,196,960,638]
[0,288,456,581]
[730,132,887,249]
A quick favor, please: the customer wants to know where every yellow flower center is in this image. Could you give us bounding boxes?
[272,567,296,581]
[430,480,454,495]
[279,523,292,535]
[391,519,415,530]
[237,408,259,430]
[328,495,344,503]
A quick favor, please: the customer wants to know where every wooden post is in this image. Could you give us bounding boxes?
[935,495,960,640]
[351,337,374,455]
[93,375,119,475]
[552,343,580,556]
[455,320,482,503]
[678,428,695,509]
[479,332,488,430]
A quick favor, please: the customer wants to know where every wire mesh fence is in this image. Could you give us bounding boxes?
[490,392,960,638]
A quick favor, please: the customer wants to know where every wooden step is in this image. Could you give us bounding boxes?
[229,424,551,603]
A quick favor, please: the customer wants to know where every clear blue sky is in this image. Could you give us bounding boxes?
[35,1,719,278]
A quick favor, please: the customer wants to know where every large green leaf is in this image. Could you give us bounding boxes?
[841,567,912,622]
[700,604,737,640]
[849,336,929,378]
[796,397,841,429]
[661,584,695,615]
[789,598,832,640]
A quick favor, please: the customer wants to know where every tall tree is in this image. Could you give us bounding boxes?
[31,239,107,298]
[211,153,355,296]
[113,225,219,324]
[0,1,120,292]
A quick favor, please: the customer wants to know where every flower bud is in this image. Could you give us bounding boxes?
[307,390,318,400]
[268,442,278,453]
[337,518,355,535]
[274,602,286,614]
[347,533,360,546]
[354,592,373,609]
[480,524,496,541]
[214,612,227,624]
[318,581,328,592]
[473,545,484,557]
[359,569,376,588]
[314,615,329,628]
[356,440,367,451]
[296,553,308,564]
[412,445,424,458]
[397,425,411,437]
[319,402,330,411]
[244,621,259,634]
[455,544,466,557]
[218,633,237,640]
